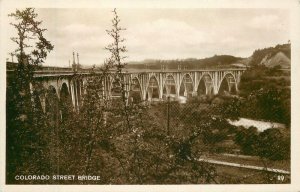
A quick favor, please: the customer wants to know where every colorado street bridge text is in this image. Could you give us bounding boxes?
[14,175,101,181]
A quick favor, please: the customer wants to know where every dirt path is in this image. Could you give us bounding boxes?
[198,158,290,175]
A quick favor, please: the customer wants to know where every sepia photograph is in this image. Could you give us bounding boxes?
[1,0,300,191]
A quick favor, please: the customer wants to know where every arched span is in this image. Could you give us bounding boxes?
[163,74,176,87]
[60,83,70,98]
[197,73,213,95]
[218,72,237,95]
[60,83,73,119]
[46,86,58,100]
[129,77,143,104]
[163,75,176,98]
[220,72,237,84]
[110,76,123,98]
[180,73,194,88]
[146,74,159,90]
[146,75,159,100]
[45,85,60,126]
[179,73,193,97]
[131,76,142,91]
[196,72,213,89]
[59,79,69,93]
[44,83,59,99]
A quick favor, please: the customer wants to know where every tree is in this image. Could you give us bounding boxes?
[6,8,54,183]
[257,129,290,160]
[238,65,291,125]
[105,8,131,130]
[234,126,259,155]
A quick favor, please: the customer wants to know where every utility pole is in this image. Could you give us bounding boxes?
[10,53,14,62]
[77,53,80,65]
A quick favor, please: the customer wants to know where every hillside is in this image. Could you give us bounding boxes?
[249,43,291,68]
[126,55,245,70]
[125,43,291,70]
[260,52,290,68]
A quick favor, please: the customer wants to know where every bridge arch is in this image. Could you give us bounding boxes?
[45,85,60,126]
[110,76,123,98]
[60,82,70,96]
[180,73,194,87]
[179,73,194,98]
[163,74,176,98]
[146,74,159,88]
[128,77,143,104]
[58,78,69,93]
[163,74,176,85]
[218,72,237,95]
[60,83,73,119]
[44,82,59,99]
[197,73,213,95]
[146,75,160,101]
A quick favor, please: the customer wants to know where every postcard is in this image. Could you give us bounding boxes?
[1,0,300,191]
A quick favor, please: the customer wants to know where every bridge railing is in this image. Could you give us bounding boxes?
[7,62,246,78]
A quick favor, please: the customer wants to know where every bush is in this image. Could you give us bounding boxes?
[257,129,290,160]
[234,126,259,155]
[234,127,290,160]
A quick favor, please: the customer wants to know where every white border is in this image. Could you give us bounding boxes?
[1,0,300,192]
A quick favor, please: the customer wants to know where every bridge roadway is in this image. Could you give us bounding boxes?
[7,64,246,113]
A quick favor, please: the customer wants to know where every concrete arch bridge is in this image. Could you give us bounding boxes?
[23,67,245,114]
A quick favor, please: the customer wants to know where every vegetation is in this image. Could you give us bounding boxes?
[6,8,54,183]
[235,126,290,160]
[238,65,290,125]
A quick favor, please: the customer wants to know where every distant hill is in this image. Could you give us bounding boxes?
[125,43,291,71]
[248,43,291,69]
[126,55,245,70]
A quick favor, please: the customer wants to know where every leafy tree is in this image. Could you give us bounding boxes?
[238,65,290,125]
[234,126,259,155]
[234,126,290,160]
[215,96,242,120]
[257,129,290,160]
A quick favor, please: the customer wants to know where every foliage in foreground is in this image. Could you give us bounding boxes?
[235,126,290,160]
[238,65,290,125]
[6,8,54,183]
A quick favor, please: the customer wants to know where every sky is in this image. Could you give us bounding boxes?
[5,8,290,67]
